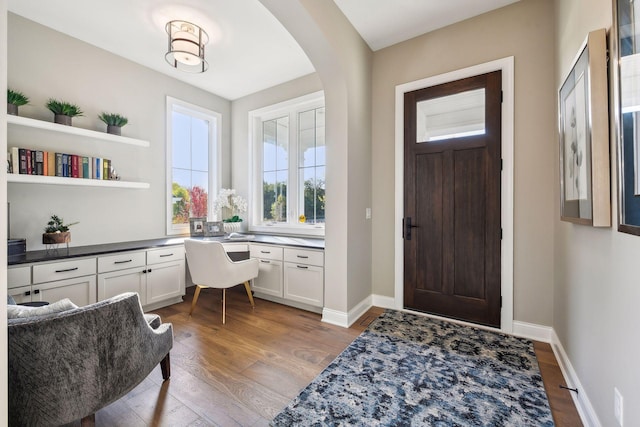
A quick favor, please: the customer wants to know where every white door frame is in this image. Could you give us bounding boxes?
[394,57,515,332]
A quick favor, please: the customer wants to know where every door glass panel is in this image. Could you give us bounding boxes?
[416,88,485,142]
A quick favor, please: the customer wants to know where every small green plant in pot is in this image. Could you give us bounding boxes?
[42,214,79,244]
[7,89,29,116]
[98,112,128,136]
[46,98,83,126]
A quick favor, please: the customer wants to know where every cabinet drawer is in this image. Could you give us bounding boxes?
[33,258,96,284]
[8,265,31,288]
[284,248,324,266]
[147,246,185,265]
[98,251,146,273]
[250,244,283,261]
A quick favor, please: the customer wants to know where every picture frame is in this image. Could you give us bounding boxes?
[558,28,610,226]
[613,0,640,235]
[189,217,206,237]
[203,221,225,237]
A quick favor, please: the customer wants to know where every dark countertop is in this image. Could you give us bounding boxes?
[8,234,324,266]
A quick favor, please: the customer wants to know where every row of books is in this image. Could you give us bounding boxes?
[9,147,113,180]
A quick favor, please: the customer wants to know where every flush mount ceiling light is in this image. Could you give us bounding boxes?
[165,20,209,73]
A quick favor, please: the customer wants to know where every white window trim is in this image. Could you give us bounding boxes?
[166,96,222,236]
[248,91,325,237]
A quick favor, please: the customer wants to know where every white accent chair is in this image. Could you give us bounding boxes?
[184,239,259,324]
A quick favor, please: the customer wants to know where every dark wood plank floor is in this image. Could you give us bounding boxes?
[72,286,582,426]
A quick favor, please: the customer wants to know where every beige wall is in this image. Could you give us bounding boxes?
[7,14,231,250]
[371,0,557,326]
[554,0,640,425]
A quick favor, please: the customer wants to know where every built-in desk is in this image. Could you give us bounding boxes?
[8,234,325,313]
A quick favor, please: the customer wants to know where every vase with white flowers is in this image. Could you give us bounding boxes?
[213,189,247,233]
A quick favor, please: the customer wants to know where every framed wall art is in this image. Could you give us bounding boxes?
[613,0,640,235]
[558,28,610,226]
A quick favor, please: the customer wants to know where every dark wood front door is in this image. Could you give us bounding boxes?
[403,71,502,327]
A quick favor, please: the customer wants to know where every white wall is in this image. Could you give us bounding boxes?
[1,0,9,424]
[371,0,557,326]
[7,14,231,250]
[554,0,640,425]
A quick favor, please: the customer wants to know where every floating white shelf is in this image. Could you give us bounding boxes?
[7,115,150,148]
[7,174,150,189]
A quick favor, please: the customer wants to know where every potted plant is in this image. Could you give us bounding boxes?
[42,214,79,244]
[98,112,128,136]
[46,99,83,126]
[213,188,247,233]
[7,89,29,116]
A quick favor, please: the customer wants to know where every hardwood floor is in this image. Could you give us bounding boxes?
[72,287,582,426]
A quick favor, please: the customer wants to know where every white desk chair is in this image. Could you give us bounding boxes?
[184,239,259,324]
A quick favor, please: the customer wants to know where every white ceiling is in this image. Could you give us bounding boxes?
[334,0,521,51]
[7,0,519,100]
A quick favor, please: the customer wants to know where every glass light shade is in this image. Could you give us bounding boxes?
[165,20,209,73]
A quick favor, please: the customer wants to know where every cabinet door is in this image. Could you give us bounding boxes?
[97,267,146,304]
[36,275,97,307]
[146,260,185,306]
[284,262,324,307]
[252,259,283,297]
[8,266,31,289]
[9,285,33,304]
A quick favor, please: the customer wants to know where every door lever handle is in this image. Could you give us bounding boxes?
[404,217,419,240]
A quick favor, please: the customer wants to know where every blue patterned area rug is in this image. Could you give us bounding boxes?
[271,310,554,426]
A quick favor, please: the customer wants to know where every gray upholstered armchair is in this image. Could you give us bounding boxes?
[8,292,173,426]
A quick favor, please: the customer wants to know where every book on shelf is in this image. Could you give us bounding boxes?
[47,152,55,177]
[35,151,44,176]
[103,159,110,180]
[10,147,19,175]
[71,155,79,178]
[19,149,27,174]
[9,147,120,182]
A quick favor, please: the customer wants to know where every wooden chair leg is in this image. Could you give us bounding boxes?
[189,285,204,316]
[222,289,226,324]
[160,352,171,380]
[81,414,96,427]
[244,281,255,308]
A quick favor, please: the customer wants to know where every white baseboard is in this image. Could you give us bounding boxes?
[551,329,601,427]
[371,294,395,309]
[322,295,373,328]
[512,320,552,343]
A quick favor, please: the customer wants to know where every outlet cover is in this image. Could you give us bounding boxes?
[365,208,371,219]
[614,387,623,426]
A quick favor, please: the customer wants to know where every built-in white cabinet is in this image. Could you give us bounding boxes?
[145,247,185,307]
[9,257,97,307]
[8,244,185,311]
[97,246,185,310]
[97,251,147,302]
[250,244,283,297]
[283,248,324,308]
[249,243,324,312]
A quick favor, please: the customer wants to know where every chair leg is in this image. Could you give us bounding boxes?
[81,414,96,427]
[222,289,226,324]
[160,352,171,380]
[244,281,255,308]
[189,285,205,316]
